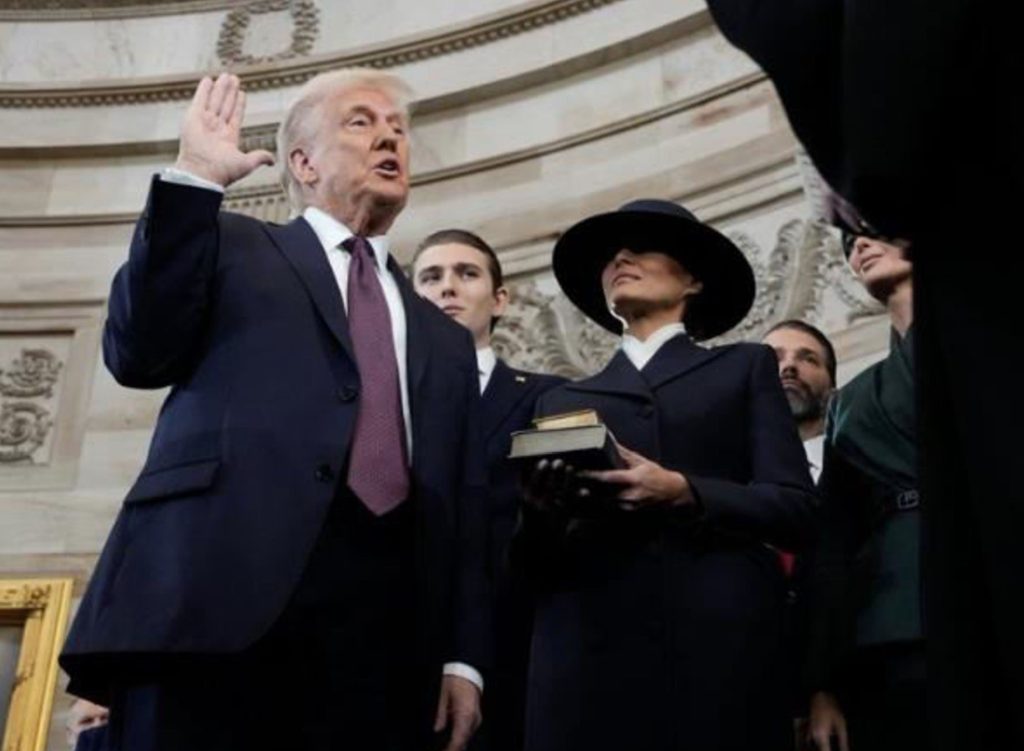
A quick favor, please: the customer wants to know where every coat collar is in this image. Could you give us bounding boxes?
[567,335,728,399]
[639,333,727,389]
[263,217,355,362]
[565,349,651,401]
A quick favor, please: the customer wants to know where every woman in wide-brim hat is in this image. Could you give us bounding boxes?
[515,199,816,751]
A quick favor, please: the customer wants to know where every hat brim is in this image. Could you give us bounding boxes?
[552,210,756,340]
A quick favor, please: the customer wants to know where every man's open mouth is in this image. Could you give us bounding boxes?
[374,159,401,177]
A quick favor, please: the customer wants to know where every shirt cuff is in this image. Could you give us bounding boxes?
[160,167,226,194]
[443,662,484,692]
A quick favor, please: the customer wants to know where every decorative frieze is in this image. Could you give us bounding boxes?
[0,0,624,108]
[0,348,64,466]
[216,0,319,67]
[0,349,63,400]
[0,1,238,22]
[0,307,103,490]
[0,401,55,465]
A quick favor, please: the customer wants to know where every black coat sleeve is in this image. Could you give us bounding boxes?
[103,176,222,389]
[685,345,817,551]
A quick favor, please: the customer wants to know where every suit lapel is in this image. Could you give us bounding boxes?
[640,334,728,389]
[262,218,355,362]
[566,349,651,401]
[481,359,536,441]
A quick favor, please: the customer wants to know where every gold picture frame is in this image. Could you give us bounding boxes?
[1,579,73,751]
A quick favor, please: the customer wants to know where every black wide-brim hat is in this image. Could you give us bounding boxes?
[552,199,756,340]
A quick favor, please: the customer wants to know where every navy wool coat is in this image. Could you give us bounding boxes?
[515,335,816,751]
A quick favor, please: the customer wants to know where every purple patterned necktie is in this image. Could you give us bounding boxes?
[343,235,409,515]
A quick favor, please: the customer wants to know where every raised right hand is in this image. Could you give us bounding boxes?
[806,691,849,751]
[174,72,275,188]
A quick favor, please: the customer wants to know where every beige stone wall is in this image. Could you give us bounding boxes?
[0,2,889,748]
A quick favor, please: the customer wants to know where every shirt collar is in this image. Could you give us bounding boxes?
[620,322,688,370]
[476,346,497,380]
[302,206,390,270]
[803,433,825,470]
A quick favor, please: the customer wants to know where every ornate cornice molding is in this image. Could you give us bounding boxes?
[0,0,621,109]
[0,12,705,157]
[0,71,770,228]
[0,0,236,23]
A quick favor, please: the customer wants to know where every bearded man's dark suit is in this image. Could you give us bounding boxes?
[706,5,1024,747]
[477,359,565,751]
[59,177,490,749]
[515,337,815,751]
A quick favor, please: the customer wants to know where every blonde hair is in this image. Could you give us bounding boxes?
[277,68,413,212]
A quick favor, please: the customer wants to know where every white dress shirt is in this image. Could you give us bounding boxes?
[476,346,497,395]
[159,169,482,691]
[620,322,688,370]
[803,433,825,484]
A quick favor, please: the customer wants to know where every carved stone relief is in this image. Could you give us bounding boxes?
[0,346,64,465]
[0,309,103,490]
[492,283,619,379]
[493,218,883,378]
[217,0,319,67]
[722,219,882,343]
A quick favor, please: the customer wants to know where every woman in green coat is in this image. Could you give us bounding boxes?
[804,233,920,751]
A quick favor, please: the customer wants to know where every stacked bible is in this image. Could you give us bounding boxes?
[508,409,623,470]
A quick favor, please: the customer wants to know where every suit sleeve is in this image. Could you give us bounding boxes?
[452,350,494,672]
[102,176,222,389]
[685,345,817,551]
[506,390,574,589]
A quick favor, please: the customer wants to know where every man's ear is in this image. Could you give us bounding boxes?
[684,280,705,299]
[288,146,317,187]
[493,286,510,318]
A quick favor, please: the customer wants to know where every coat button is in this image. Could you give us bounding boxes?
[338,385,358,402]
[314,464,334,482]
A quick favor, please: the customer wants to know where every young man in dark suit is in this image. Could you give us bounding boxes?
[412,229,565,751]
[60,70,488,751]
[516,200,816,751]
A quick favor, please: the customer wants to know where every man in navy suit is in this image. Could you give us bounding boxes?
[412,229,565,751]
[515,200,816,751]
[60,70,488,751]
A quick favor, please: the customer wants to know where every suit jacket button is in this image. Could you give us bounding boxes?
[338,385,358,402]
[314,464,334,482]
[639,405,655,418]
